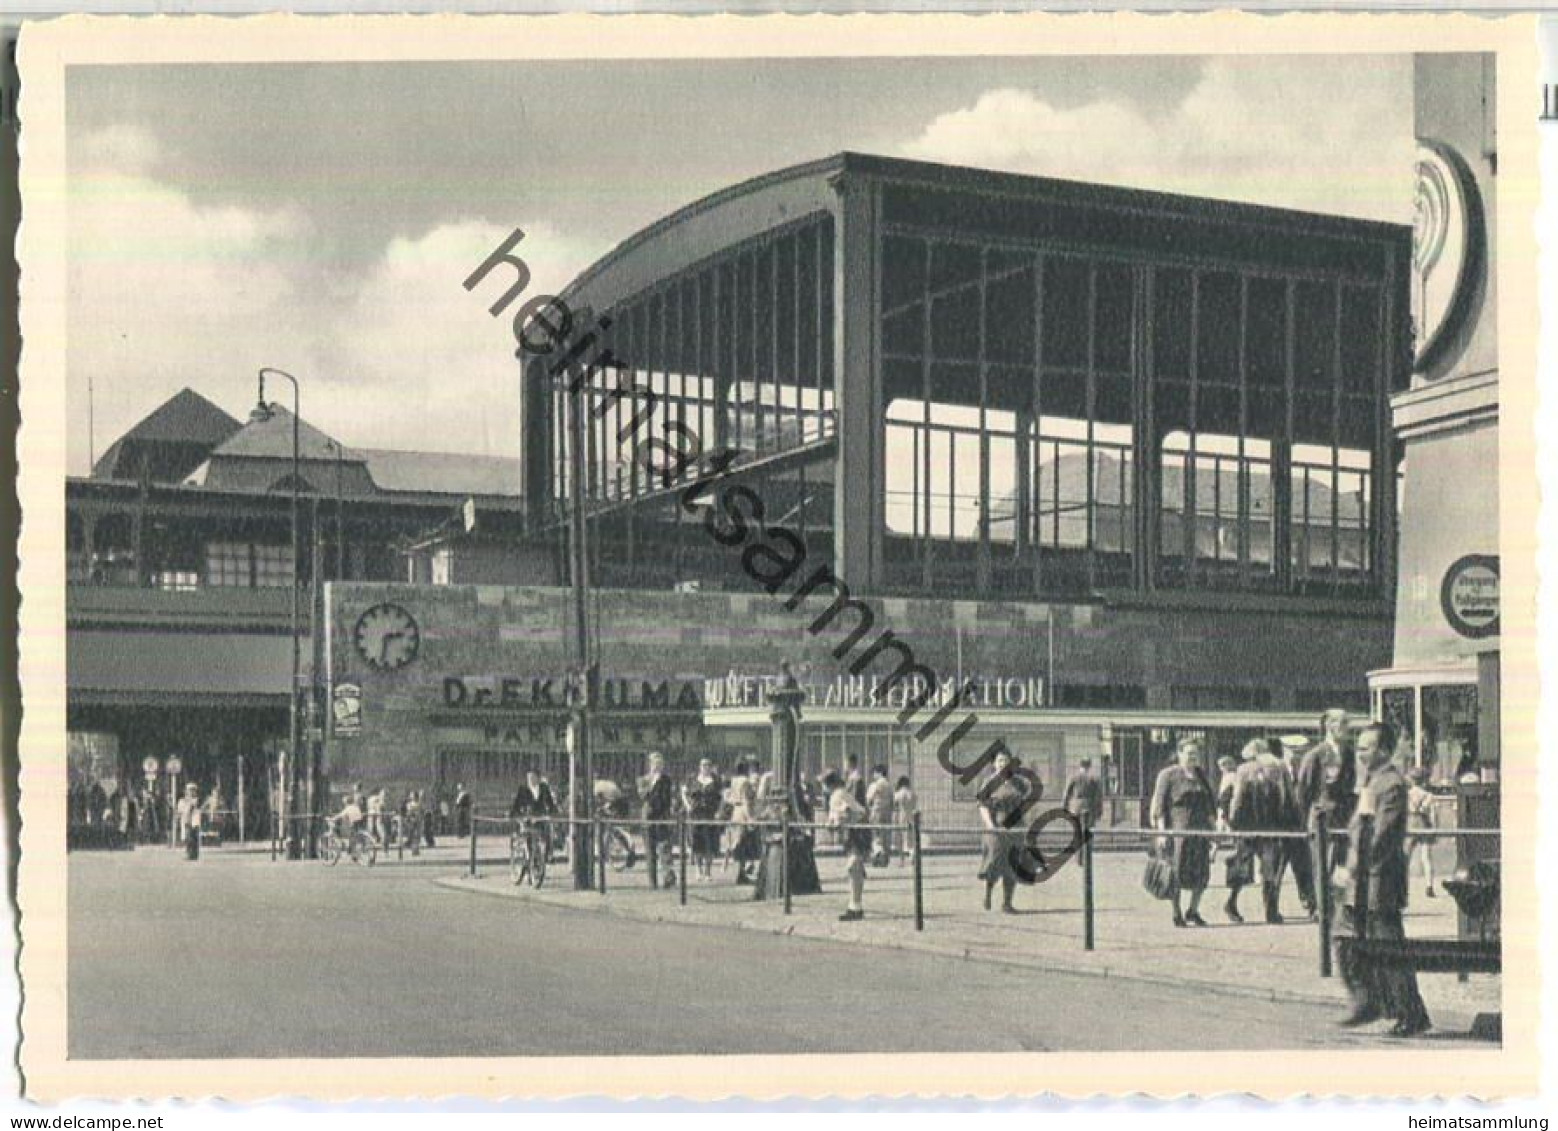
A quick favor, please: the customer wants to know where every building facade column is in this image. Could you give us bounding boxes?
[519,354,553,525]
[829,174,885,591]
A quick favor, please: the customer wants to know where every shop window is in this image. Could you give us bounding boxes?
[153,570,199,593]
[205,542,296,589]
[1422,684,1478,784]
[1378,687,1416,763]
[1110,731,1146,797]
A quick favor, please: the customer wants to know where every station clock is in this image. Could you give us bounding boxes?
[353,602,421,671]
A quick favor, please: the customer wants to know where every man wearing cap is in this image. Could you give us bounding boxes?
[1062,758,1104,832]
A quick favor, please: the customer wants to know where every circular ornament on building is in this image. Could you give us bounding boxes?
[354,602,421,670]
[1440,554,1499,639]
[1411,140,1485,376]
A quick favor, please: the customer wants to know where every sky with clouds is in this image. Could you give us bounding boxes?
[65,54,1416,475]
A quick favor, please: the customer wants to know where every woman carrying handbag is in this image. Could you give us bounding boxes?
[1149,737,1216,927]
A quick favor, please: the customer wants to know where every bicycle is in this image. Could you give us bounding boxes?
[600,820,638,872]
[321,819,376,867]
[509,818,550,888]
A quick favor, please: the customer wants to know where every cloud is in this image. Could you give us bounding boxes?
[313,220,601,457]
[900,57,1414,224]
[67,128,602,471]
[73,123,163,175]
[67,131,314,472]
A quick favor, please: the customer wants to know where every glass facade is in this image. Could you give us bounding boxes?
[537,158,1402,607]
[878,235,1387,600]
[1372,677,1480,783]
[551,216,837,507]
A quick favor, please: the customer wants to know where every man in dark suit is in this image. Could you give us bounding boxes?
[641,751,677,889]
[1228,738,1298,924]
[508,769,558,820]
[509,770,559,857]
[1296,708,1358,826]
[1277,736,1318,918]
[1062,758,1104,828]
[1295,708,1357,903]
[1337,721,1431,1036]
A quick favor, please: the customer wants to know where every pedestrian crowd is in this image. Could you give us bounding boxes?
[327,781,443,853]
[1144,709,1440,1036]
[120,708,1453,1038]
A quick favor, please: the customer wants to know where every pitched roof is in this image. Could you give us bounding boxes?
[92,388,242,478]
[358,448,521,497]
[208,402,350,463]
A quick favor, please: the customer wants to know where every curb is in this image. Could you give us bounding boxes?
[432,874,1368,1013]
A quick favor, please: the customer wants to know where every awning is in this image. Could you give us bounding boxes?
[68,630,308,706]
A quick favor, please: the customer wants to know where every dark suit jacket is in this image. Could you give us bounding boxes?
[1230,755,1297,831]
[1348,764,1410,914]
[508,783,558,819]
[642,773,674,821]
[1296,738,1357,823]
[1294,742,1328,815]
[1062,772,1103,820]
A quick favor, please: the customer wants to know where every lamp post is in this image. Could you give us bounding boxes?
[166,754,182,849]
[564,353,595,891]
[325,439,345,580]
[256,367,303,859]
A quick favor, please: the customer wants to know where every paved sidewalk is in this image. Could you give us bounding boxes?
[437,848,1500,1036]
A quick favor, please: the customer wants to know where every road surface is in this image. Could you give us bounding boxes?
[69,847,1415,1059]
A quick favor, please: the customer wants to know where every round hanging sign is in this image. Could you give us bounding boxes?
[1411,140,1485,375]
[1440,554,1499,639]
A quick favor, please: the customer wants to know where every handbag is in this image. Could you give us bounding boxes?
[1224,851,1255,888]
[1142,841,1176,900]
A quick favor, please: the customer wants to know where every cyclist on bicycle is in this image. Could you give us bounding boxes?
[593,777,627,819]
[330,795,365,830]
[325,795,365,850]
[509,770,559,857]
[589,777,642,870]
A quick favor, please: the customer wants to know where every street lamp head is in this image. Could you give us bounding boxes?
[250,399,275,424]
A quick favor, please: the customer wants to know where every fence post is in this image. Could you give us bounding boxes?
[781,810,792,915]
[596,817,607,895]
[911,813,924,932]
[647,819,659,890]
[678,812,689,907]
[1083,814,1096,952]
[1315,811,1332,978]
[467,809,478,879]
